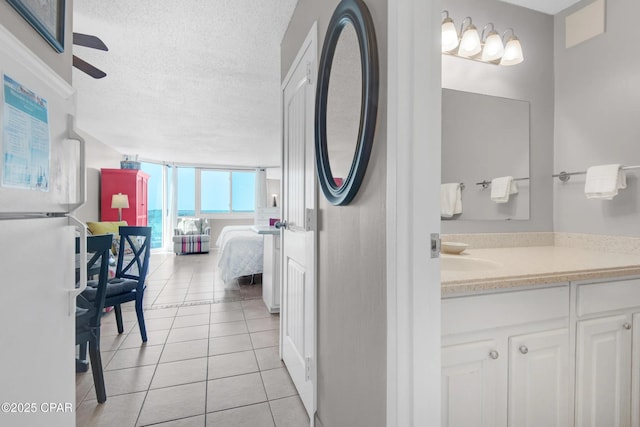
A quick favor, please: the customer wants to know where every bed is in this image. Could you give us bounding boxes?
[216,225,264,283]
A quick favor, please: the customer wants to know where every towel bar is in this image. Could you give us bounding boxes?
[475,177,529,189]
[553,165,640,182]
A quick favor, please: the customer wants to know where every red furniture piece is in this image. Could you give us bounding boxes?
[100,169,149,225]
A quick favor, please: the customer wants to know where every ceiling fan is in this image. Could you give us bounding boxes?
[72,33,108,79]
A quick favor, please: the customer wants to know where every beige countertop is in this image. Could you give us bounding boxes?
[441,245,640,296]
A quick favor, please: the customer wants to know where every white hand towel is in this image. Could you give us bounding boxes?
[584,164,626,200]
[441,183,462,218]
[490,176,515,203]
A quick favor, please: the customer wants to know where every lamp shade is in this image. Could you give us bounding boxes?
[111,193,129,209]
[500,36,524,66]
[458,24,481,58]
[481,30,505,62]
[441,18,459,52]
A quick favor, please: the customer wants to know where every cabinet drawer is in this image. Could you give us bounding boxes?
[442,286,569,336]
[576,278,640,317]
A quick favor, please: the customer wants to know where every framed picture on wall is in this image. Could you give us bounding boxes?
[7,0,65,53]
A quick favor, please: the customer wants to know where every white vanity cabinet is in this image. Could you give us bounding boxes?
[633,313,640,427]
[573,277,640,427]
[441,338,503,427]
[262,233,280,313]
[508,328,569,427]
[441,285,570,427]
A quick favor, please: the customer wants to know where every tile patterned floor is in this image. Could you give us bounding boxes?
[142,251,263,310]
[76,250,308,427]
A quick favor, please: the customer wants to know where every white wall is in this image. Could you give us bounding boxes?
[554,0,640,236]
[441,0,555,233]
[442,89,530,221]
[266,178,280,207]
[74,129,122,223]
[282,0,388,425]
[0,0,119,226]
[0,1,73,83]
[209,218,254,245]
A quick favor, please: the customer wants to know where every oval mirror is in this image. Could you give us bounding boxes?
[315,0,379,206]
[326,23,362,187]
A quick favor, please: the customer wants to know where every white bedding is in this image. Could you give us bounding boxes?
[216,225,264,283]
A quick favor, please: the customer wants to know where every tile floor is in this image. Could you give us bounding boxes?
[76,250,308,427]
[142,251,263,309]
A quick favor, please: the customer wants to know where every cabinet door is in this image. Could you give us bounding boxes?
[632,313,640,427]
[576,314,632,427]
[442,339,504,427]
[508,328,569,427]
[262,234,280,313]
[273,235,280,310]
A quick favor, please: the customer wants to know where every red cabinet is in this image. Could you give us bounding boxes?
[100,169,149,225]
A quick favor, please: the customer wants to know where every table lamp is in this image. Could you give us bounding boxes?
[111,193,129,221]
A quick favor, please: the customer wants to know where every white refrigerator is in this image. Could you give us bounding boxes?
[0,25,86,427]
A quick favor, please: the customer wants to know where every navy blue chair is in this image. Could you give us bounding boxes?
[105,226,152,342]
[76,233,112,403]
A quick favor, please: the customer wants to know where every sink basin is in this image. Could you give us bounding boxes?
[441,256,503,272]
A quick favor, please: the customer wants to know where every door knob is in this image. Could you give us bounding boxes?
[274,220,288,230]
[623,322,632,330]
[489,350,499,360]
[519,345,529,354]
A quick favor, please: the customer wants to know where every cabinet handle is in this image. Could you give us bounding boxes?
[489,350,499,360]
[519,345,529,354]
[623,322,632,330]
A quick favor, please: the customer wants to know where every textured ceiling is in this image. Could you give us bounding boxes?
[72,0,298,167]
[499,0,582,15]
[73,0,575,168]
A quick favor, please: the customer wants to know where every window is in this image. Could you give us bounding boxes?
[201,170,230,213]
[200,170,255,214]
[177,167,195,217]
[231,171,255,212]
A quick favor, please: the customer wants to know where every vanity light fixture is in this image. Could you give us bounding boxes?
[441,11,459,52]
[481,24,505,62]
[457,17,481,58]
[500,29,524,66]
[441,11,523,66]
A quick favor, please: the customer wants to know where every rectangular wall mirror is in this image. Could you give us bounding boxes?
[442,88,530,221]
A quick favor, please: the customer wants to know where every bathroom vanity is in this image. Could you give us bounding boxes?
[441,234,640,427]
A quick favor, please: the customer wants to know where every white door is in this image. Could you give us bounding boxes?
[441,339,502,427]
[0,217,76,427]
[576,314,632,427]
[386,2,442,425]
[280,22,317,421]
[508,328,569,427]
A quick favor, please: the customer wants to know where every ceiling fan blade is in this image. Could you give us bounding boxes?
[73,32,109,51]
[73,55,107,79]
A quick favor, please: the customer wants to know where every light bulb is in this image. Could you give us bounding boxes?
[481,31,504,62]
[441,18,459,52]
[458,24,481,58]
[500,36,524,66]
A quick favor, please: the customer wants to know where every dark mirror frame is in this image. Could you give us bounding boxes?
[315,0,379,206]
